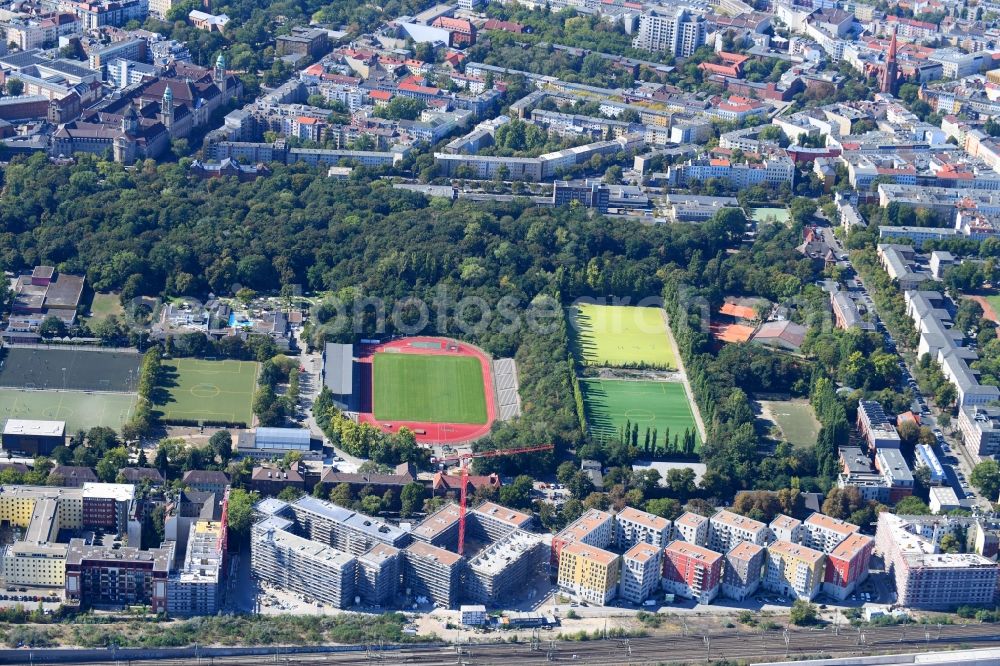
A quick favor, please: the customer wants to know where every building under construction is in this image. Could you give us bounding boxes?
[411,503,461,550]
[251,515,357,608]
[403,540,463,608]
[357,543,401,606]
[287,495,410,555]
[466,529,546,605]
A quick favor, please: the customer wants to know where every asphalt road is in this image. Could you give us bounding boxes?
[25,622,1000,665]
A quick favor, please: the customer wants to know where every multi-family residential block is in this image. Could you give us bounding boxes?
[251,515,356,608]
[662,540,722,604]
[551,509,614,566]
[856,400,901,453]
[403,541,463,609]
[769,514,803,544]
[672,512,709,547]
[631,9,706,57]
[721,541,766,601]
[764,540,825,601]
[876,513,1000,609]
[958,405,1000,457]
[802,513,859,554]
[708,509,768,553]
[557,541,620,606]
[619,542,662,604]
[822,533,873,601]
[616,506,671,550]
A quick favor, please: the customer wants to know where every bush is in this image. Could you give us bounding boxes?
[790,599,818,626]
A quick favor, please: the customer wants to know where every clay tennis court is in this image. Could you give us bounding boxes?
[356,336,497,444]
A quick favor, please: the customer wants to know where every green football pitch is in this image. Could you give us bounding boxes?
[157,358,258,424]
[0,388,136,433]
[569,303,676,369]
[373,353,487,424]
[580,378,700,451]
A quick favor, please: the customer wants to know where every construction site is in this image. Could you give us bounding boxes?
[250,495,549,610]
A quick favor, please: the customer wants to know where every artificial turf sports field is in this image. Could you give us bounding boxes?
[373,353,487,424]
[569,303,676,368]
[0,388,136,433]
[580,378,700,450]
[156,358,258,424]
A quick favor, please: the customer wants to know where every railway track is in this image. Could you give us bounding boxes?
[37,622,1000,666]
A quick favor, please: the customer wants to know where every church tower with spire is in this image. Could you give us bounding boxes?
[881,28,899,95]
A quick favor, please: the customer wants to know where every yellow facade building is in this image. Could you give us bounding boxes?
[557,541,620,605]
[764,540,825,601]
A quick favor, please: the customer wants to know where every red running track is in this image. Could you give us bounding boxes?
[356,336,497,445]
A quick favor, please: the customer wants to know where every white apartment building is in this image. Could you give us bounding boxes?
[769,514,803,544]
[616,506,672,550]
[618,542,662,604]
[631,9,706,57]
[802,513,859,554]
[708,509,768,553]
[673,512,709,547]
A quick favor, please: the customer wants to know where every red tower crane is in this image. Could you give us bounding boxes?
[435,443,554,556]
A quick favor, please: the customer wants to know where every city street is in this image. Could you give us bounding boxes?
[825,226,989,510]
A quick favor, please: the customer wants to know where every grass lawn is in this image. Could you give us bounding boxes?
[373,353,487,424]
[0,388,136,433]
[84,293,124,322]
[985,294,1000,321]
[760,399,821,447]
[568,303,676,369]
[751,207,790,225]
[580,378,700,451]
[156,358,258,424]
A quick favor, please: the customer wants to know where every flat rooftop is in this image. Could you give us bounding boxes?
[623,541,661,564]
[2,419,65,437]
[405,539,462,567]
[562,540,619,566]
[411,503,461,541]
[805,512,860,536]
[768,539,824,565]
[617,506,670,531]
[473,501,532,528]
[467,529,543,576]
[665,540,722,564]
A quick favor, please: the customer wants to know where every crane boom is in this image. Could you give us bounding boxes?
[453,443,554,555]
